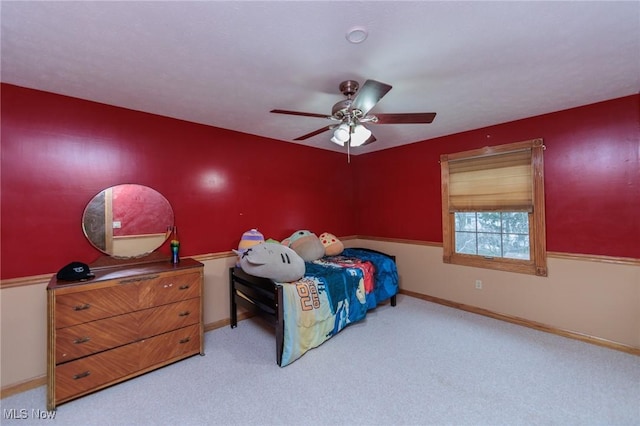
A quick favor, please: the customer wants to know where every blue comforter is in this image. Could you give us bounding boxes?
[279,249,398,366]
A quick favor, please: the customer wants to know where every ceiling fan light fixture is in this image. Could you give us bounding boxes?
[331,123,350,145]
[330,135,344,145]
[350,124,371,147]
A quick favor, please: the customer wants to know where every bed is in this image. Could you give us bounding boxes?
[229,248,398,366]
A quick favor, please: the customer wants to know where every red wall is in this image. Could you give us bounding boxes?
[1,84,356,279]
[353,95,640,259]
[2,85,638,279]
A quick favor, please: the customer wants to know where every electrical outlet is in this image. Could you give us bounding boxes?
[475,279,483,290]
[113,221,122,229]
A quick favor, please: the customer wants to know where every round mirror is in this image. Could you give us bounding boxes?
[82,184,174,258]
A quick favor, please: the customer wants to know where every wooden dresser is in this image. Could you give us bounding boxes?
[47,258,204,410]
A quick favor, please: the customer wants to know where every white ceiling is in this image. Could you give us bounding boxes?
[1,1,639,154]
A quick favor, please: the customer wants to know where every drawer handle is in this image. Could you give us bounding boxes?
[179,285,190,290]
[178,311,190,317]
[179,337,191,344]
[72,303,91,311]
[73,336,91,344]
[73,371,91,380]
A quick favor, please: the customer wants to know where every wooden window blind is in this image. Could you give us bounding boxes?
[448,148,532,212]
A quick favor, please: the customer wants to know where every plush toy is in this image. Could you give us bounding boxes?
[234,242,304,283]
[236,228,264,266]
[288,230,325,261]
[319,232,344,256]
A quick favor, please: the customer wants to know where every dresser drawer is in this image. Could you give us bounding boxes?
[138,298,200,338]
[56,312,139,363]
[55,343,139,402]
[139,324,201,369]
[55,284,138,328]
[139,271,201,308]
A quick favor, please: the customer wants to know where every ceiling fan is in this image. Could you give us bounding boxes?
[271,79,436,148]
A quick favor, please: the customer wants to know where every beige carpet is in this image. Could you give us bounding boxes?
[2,294,639,425]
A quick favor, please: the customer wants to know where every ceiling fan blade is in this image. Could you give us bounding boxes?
[293,125,335,141]
[374,112,437,124]
[350,80,392,116]
[271,109,328,119]
[361,134,377,146]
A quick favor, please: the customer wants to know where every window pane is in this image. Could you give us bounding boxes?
[455,212,477,231]
[477,212,501,232]
[455,232,477,255]
[454,211,531,260]
[503,233,530,259]
[503,212,529,234]
[478,233,502,257]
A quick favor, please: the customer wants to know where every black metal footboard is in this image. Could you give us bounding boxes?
[229,266,285,364]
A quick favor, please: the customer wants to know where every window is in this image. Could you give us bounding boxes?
[440,139,547,276]
[455,212,530,259]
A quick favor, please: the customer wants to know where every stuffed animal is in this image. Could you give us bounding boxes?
[235,228,264,266]
[288,230,325,261]
[319,232,344,256]
[234,242,304,283]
